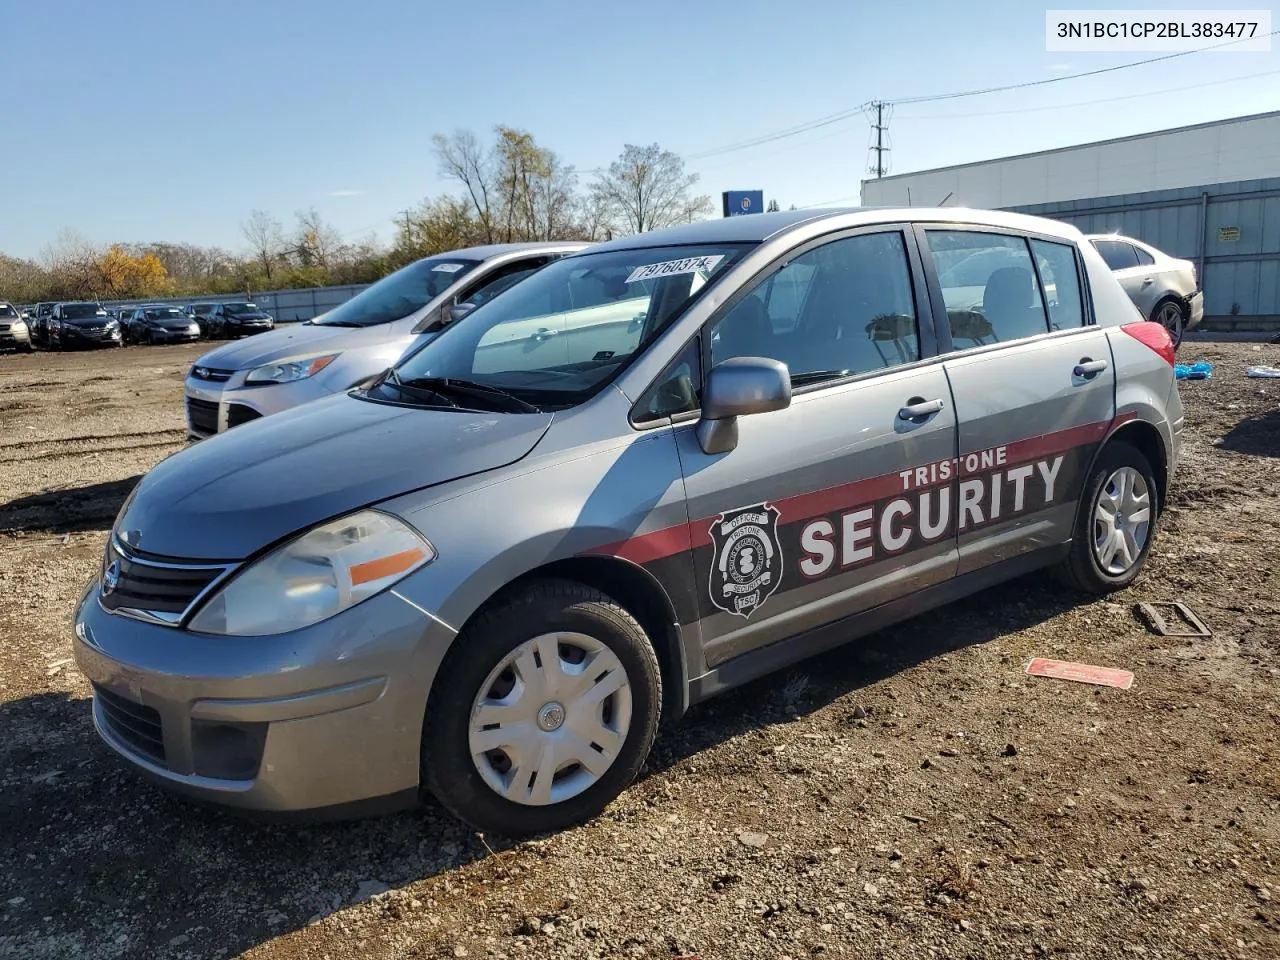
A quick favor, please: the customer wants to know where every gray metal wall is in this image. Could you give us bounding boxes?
[94,282,371,324]
[1011,177,1280,330]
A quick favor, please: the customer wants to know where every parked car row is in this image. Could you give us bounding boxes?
[5,300,275,351]
[78,206,1185,838]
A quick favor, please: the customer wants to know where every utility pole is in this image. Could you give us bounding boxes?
[868,100,890,178]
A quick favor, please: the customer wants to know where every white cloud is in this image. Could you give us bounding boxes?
[329,189,365,197]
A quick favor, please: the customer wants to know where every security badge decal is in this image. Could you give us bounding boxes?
[708,502,782,618]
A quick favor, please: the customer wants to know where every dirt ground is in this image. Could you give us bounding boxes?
[2,340,1279,960]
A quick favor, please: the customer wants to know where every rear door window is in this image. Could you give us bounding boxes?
[1092,240,1140,271]
[1029,239,1085,330]
[925,231,1048,345]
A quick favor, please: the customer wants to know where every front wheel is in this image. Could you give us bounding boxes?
[1056,441,1159,594]
[422,580,661,837]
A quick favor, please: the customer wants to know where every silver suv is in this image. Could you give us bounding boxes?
[183,242,586,437]
[74,208,1183,836]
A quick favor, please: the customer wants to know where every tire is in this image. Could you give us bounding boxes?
[149,330,160,346]
[1152,297,1187,349]
[422,579,662,837]
[1056,441,1159,595]
[19,342,33,354]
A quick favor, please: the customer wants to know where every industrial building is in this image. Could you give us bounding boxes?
[860,111,1280,331]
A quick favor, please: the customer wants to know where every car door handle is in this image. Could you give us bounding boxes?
[532,327,558,342]
[1142,277,1153,285]
[898,398,945,421]
[1074,358,1109,378]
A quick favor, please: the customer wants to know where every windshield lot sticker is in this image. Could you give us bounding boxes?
[626,255,724,284]
[432,263,465,273]
[709,503,782,618]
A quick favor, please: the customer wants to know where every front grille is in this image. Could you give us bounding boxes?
[226,404,261,428]
[100,540,226,616]
[190,366,233,383]
[186,396,219,434]
[94,684,166,766]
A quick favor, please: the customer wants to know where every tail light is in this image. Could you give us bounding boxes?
[1122,321,1176,367]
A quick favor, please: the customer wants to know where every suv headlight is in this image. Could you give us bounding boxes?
[245,353,339,384]
[188,510,435,636]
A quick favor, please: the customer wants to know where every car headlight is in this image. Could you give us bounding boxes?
[187,510,435,636]
[245,353,339,384]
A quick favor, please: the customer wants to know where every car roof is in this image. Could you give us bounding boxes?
[587,207,1085,253]
[440,241,590,262]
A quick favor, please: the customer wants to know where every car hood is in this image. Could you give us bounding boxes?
[193,323,391,370]
[63,317,110,327]
[154,318,195,329]
[117,392,552,560]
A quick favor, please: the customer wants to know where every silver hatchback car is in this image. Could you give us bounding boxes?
[74,208,1183,836]
[183,242,586,436]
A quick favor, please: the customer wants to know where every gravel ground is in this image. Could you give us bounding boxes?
[1,340,1279,960]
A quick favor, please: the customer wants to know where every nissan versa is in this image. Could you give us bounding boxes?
[74,208,1182,836]
[183,242,586,437]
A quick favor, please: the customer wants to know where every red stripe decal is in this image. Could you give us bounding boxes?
[593,415,1122,564]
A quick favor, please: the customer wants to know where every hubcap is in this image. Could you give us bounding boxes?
[1092,466,1152,575]
[1157,302,1184,345]
[468,632,632,807]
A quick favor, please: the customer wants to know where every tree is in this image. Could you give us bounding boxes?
[293,208,344,271]
[433,130,497,244]
[241,210,285,281]
[589,143,712,236]
[96,245,174,299]
[41,229,100,299]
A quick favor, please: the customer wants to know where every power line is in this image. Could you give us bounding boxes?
[683,29,1279,162]
[892,29,1278,105]
[893,68,1280,120]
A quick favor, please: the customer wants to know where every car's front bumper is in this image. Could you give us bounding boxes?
[148,327,202,343]
[60,328,122,348]
[0,325,31,348]
[224,321,274,337]
[73,578,455,814]
[184,374,332,438]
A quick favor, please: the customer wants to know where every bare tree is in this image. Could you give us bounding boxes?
[41,229,101,299]
[590,143,711,236]
[240,210,285,281]
[293,208,344,270]
[433,130,497,244]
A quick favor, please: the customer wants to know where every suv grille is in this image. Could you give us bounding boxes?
[100,539,229,620]
[190,365,234,383]
[186,397,219,434]
[94,684,166,766]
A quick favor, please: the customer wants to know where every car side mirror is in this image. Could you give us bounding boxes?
[696,357,791,455]
[448,302,477,324]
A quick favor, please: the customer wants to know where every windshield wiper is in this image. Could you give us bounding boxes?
[313,319,366,327]
[401,376,540,413]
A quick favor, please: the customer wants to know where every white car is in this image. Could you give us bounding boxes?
[1086,234,1203,347]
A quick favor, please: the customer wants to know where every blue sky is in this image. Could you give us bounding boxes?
[2,0,1277,259]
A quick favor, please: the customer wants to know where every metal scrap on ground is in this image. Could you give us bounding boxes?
[1135,601,1212,638]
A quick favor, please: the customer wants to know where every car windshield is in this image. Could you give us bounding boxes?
[63,304,106,319]
[194,305,214,315]
[380,243,751,410]
[147,308,186,319]
[312,256,480,328]
[0,305,16,318]
[224,303,261,316]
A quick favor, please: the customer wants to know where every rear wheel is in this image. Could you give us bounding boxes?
[422,580,661,836]
[1152,297,1187,349]
[1056,441,1159,594]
